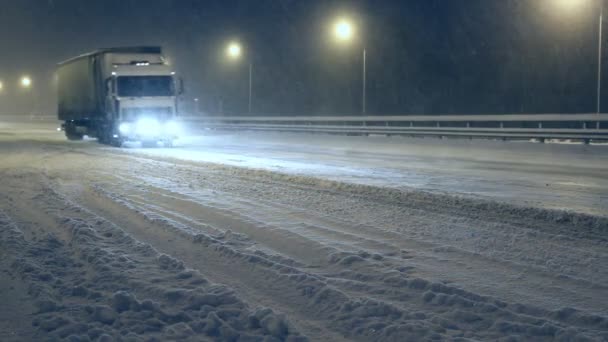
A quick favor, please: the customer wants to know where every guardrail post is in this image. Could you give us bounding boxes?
[500,122,504,129]
[538,122,543,129]
[583,122,587,129]
[597,121,600,129]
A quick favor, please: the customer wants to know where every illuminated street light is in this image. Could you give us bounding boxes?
[552,0,602,114]
[333,19,354,42]
[554,0,589,11]
[596,2,603,114]
[331,17,367,114]
[226,42,242,59]
[224,41,253,113]
[20,76,32,88]
[0,80,3,92]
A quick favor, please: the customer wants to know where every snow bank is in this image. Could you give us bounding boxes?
[0,197,307,341]
[190,162,608,233]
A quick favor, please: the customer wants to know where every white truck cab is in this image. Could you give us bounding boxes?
[57,47,182,147]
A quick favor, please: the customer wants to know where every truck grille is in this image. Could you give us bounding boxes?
[122,107,173,121]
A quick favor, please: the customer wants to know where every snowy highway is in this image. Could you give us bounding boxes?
[1,119,607,341]
[142,126,608,216]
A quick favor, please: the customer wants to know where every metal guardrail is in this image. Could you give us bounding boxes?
[186,113,608,122]
[182,114,608,142]
[8,113,607,142]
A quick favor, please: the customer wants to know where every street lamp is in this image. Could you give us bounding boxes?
[19,76,34,116]
[225,41,253,114]
[334,19,354,42]
[553,0,602,114]
[20,76,32,89]
[554,0,589,11]
[596,2,603,114]
[227,41,242,59]
[332,18,367,114]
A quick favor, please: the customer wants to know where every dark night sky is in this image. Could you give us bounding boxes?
[0,0,603,115]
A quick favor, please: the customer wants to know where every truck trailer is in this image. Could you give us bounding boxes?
[57,46,181,147]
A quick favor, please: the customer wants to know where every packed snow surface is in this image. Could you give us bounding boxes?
[0,118,607,341]
[138,126,608,216]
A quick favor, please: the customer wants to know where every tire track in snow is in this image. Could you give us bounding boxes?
[66,173,608,341]
[0,172,307,341]
[116,165,608,314]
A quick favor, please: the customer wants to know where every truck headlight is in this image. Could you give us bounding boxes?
[136,118,160,136]
[118,123,130,134]
[165,121,181,135]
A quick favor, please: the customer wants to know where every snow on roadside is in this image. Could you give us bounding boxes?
[0,183,306,341]
[1,120,607,341]
[126,130,608,216]
[88,175,608,341]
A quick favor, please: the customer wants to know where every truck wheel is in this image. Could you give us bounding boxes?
[66,133,84,141]
[97,127,114,145]
[65,124,84,141]
[110,137,123,148]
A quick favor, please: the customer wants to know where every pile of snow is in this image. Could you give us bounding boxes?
[0,202,306,341]
[91,179,608,341]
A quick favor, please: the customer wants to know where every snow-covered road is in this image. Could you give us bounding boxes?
[139,128,608,216]
[1,119,607,341]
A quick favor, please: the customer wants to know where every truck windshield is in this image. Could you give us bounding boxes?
[117,76,174,97]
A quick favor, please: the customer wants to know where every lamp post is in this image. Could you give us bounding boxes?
[20,76,34,116]
[332,18,367,114]
[554,0,603,113]
[226,41,253,114]
[597,2,603,114]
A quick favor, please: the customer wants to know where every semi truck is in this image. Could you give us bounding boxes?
[57,46,182,147]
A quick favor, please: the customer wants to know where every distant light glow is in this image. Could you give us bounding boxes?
[227,42,242,59]
[118,122,130,134]
[554,0,587,10]
[552,0,590,14]
[20,76,32,88]
[334,19,354,42]
[0,81,3,91]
